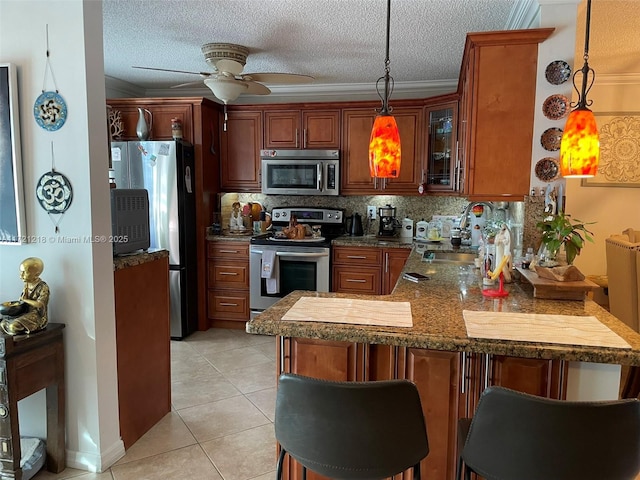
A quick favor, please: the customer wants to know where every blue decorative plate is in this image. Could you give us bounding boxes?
[36,171,73,213]
[33,91,67,131]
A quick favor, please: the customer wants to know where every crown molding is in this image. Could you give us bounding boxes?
[596,73,640,86]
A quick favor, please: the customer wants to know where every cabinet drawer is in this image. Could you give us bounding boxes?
[208,241,249,259]
[332,247,382,266]
[207,260,249,288]
[332,266,381,294]
[207,289,250,321]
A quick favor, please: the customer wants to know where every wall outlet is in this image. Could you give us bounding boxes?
[367,206,377,220]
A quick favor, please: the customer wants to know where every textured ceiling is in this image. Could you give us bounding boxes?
[102,0,520,101]
[102,0,640,103]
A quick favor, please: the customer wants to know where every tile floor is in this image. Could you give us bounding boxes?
[33,328,277,480]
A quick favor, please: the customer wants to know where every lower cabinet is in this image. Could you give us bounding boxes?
[331,246,410,295]
[206,241,250,327]
[277,336,567,480]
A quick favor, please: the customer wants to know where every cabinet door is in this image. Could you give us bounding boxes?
[332,265,381,294]
[284,337,364,381]
[302,110,340,148]
[220,110,262,191]
[489,355,566,399]
[401,348,462,480]
[341,107,422,195]
[382,248,411,294]
[425,102,459,193]
[264,110,300,148]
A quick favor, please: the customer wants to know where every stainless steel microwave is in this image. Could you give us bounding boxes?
[260,149,340,196]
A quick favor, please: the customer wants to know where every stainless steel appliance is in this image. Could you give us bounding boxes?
[110,140,197,340]
[260,149,339,196]
[249,207,345,315]
[378,204,398,237]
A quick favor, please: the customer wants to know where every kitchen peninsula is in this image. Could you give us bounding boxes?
[246,246,640,480]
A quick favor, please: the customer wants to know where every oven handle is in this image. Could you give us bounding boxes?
[317,163,323,192]
[251,249,329,258]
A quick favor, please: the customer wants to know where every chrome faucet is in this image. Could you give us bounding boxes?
[459,202,494,238]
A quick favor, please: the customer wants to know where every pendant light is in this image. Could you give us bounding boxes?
[369,0,401,181]
[560,0,599,178]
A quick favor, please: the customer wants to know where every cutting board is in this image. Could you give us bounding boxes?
[516,267,598,300]
[463,310,631,349]
[282,297,413,327]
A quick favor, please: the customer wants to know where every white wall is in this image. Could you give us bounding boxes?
[0,0,123,472]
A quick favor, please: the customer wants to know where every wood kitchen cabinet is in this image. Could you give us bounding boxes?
[424,97,460,193]
[107,97,221,332]
[341,106,423,195]
[332,246,410,295]
[220,109,263,192]
[264,109,340,149]
[276,335,566,480]
[206,241,250,327]
[457,28,554,201]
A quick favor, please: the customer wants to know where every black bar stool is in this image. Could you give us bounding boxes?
[275,373,430,479]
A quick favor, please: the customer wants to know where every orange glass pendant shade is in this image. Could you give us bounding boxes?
[369,114,401,178]
[560,108,599,177]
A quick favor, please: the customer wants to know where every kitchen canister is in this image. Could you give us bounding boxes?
[415,220,429,240]
[401,218,414,238]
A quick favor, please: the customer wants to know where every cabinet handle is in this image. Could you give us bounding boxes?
[220,272,238,276]
[362,345,367,380]
[346,279,367,283]
[385,252,389,273]
[219,249,239,254]
[279,336,285,374]
[303,129,308,149]
[296,128,299,148]
[484,354,493,390]
[346,255,367,259]
[461,352,467,394]
[219,302,238,307]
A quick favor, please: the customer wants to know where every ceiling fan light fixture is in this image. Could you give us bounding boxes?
[369,0,401,180]
[204,77,248,104]
[560,0,600,178]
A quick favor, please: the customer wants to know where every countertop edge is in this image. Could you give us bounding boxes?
[113,249,169,271]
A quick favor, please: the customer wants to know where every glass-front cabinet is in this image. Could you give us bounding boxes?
[425,102,459,193]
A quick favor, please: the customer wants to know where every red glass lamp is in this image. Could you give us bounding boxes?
[369,0,401,179]
[560,0,599,178]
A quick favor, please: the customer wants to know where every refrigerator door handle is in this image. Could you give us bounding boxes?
[185,165,193,194]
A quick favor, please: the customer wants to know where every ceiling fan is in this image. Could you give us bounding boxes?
[133,43,314,104]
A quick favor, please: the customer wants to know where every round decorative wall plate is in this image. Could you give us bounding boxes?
[542,94,570,121]
[535,157,560,182]
[545,60,572,85]
[36,171,73,213]
[33,91,68,131]
[540,127,563,151]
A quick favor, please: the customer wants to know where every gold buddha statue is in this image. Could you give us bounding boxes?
[0,257,50,335]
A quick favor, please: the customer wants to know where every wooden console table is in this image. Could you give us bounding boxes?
[0,323,65,479]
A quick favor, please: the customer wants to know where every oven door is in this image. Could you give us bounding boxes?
[250,244,330,312]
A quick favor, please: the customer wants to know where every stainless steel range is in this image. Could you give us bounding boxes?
[249,207,345,316]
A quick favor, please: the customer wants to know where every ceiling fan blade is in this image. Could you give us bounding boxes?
[243,73,314,85]
[132,66,212,77]
[171,80,207,89]
[243,81,271,95]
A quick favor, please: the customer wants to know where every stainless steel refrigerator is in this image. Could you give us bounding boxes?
[111,140,198,340]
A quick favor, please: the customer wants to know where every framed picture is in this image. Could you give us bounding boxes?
[582,112,640,187]
[0,63,26,244]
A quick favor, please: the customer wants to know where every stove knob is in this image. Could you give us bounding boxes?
[274,212,281,219]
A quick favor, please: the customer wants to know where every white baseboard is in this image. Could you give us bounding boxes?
[65,438,125,473]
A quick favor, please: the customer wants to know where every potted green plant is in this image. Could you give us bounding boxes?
[535,212,595,266]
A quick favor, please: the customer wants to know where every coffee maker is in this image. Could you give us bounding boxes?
[378,204,397,237]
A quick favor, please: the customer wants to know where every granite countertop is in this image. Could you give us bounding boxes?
[246,247,640,366]
[113,249,169,271]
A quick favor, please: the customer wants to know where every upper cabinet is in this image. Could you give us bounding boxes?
[220,109,263,192]
[341,105,423,195]
[264,109,340,149]
[458,28,554,201]
[424,96,459,193]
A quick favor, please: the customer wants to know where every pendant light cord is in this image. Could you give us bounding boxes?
[376,0,394,115]
[573,0,595,109]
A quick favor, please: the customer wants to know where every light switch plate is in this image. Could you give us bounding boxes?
[367,206,377,220]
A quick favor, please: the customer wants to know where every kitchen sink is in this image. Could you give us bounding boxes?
[422,251,477,265]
